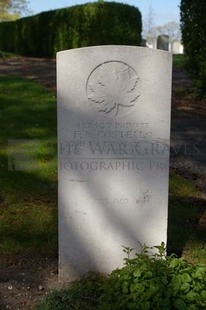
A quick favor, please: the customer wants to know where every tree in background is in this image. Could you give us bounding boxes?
[0,0,31,21]
[180,0,206,95]
[143,5,181,50]
[143,3,157,47]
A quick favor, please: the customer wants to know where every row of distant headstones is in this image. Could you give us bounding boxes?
[143,35,183,54]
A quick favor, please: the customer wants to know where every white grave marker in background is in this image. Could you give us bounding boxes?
[57,46,172,281]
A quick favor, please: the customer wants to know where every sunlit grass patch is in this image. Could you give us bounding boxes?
[0,76,57,262]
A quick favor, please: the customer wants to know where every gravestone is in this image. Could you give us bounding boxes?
[172,40,184,54]
[57,46,172,281]
[157,35,170,51]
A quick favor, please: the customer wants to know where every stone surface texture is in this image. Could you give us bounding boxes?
[57,46,172,281]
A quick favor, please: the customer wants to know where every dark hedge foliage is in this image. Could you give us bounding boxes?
[180,0,206,95]
[0,2,142,58]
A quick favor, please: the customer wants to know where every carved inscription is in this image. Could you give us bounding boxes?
[95,195,152,207]
[59,121,170,172]
[86,61,140,117]
[58,47,171,281]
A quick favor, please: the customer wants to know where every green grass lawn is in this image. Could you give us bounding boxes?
[173,54,185,69]
[169,172,206,264]
[0,76,205,266]
[0,76,58,262]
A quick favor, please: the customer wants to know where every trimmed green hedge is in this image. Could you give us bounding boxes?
[180,0,206,95]
[0,2,142,58]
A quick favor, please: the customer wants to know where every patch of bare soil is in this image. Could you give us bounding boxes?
[171,67,206,179]
[0,256,61,309]
[172,67,206,116]
[0,56,56,91]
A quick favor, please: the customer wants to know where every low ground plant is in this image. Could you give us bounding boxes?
[37,243,206,310]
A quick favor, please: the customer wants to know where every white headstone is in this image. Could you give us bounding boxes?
[172,40,184,54]
[57,46,172,281]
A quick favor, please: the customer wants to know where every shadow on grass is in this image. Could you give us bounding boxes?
[0,76,58,260]
[173,54,185,69]
[0,153,58,261]
[167,194,206,258]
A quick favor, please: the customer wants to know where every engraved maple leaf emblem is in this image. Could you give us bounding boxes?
[87,62,140,116]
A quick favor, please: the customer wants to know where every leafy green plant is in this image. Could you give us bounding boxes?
[37,243,206,310]
[99,242,206,309]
